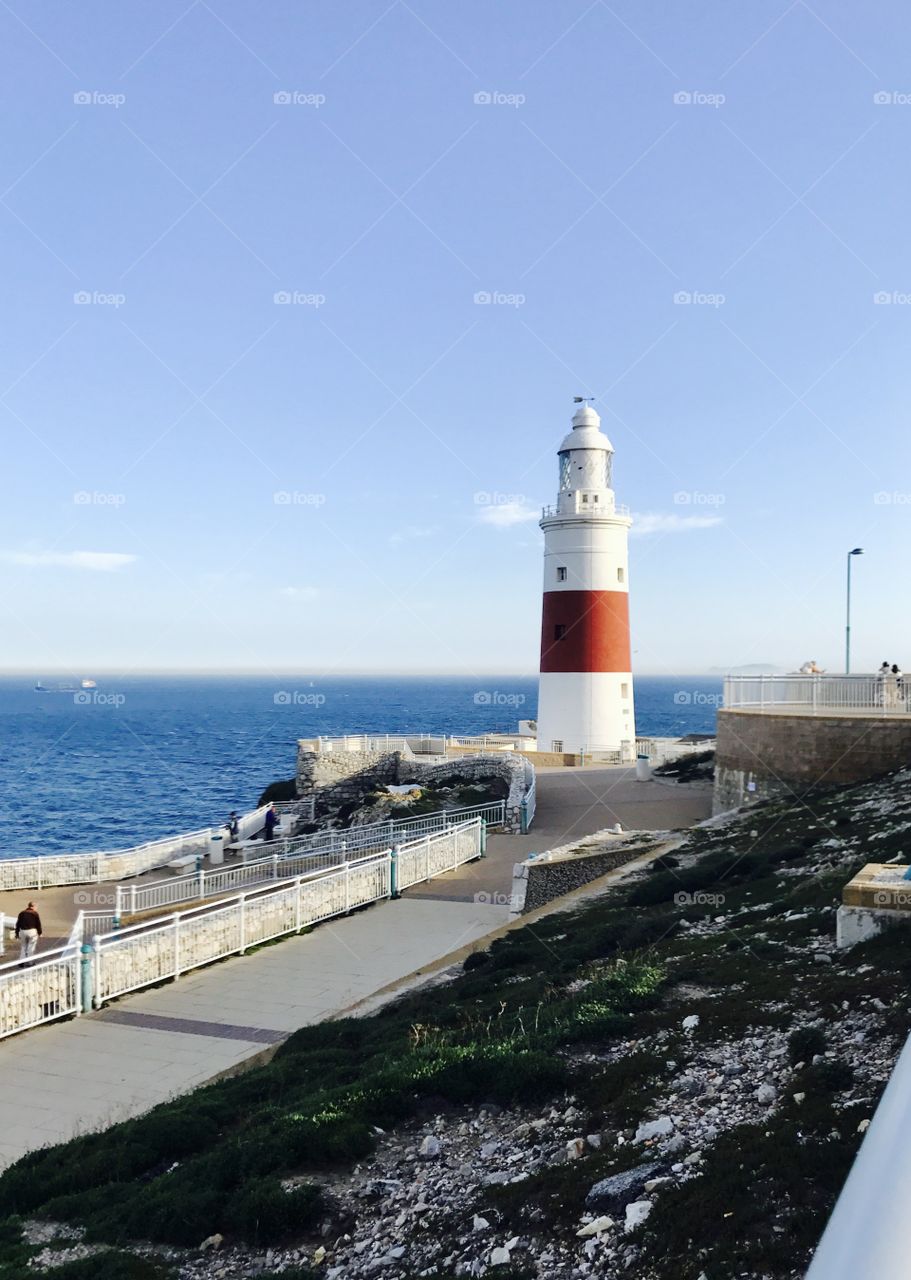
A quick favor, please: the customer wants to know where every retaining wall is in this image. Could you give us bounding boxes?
[713,709,911,812]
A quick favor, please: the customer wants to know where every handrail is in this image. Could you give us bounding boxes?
[806,1029,911,1277]
[724,673,910,715]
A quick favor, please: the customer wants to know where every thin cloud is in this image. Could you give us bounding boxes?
[388,526,439,546]
[477,502,539,528]
[0,550,137,571]
[631,513,723,536]
[280,586,319,600]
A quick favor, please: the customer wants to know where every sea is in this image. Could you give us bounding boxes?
[0,675,722,857]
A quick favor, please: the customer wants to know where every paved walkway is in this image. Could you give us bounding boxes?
[408,766,711,903]
[0,895,509,1169]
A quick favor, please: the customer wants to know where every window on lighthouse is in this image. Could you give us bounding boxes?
[557,566,567,581]
[554,624,566,641]
[559,453,572,489]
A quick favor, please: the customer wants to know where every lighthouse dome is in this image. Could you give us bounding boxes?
[571,403,601,429]
[558,403,614,454]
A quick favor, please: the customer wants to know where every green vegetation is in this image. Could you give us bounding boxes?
[4,768,911,1275]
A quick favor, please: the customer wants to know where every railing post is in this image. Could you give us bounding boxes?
[390,845,400,898]
[173,913,181,978]
[130,883,137,915]
[197,867,205,901]
[80,943,93,1014]
[92,935,102,1009]
[424,835,430,883]
[520,800,528,835]
[114,885,122,929]
[295,877,302,931]
[239,894,246,953]
[272,852,279,880]
[480,818,487,856]
[345,861,352,912]
[36,858,42,892]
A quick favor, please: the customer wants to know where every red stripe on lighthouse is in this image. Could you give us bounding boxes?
[540,590,631,673]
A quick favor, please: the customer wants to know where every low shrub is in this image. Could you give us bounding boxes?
[227,1178,324,1244]
[788,1025,828,1064]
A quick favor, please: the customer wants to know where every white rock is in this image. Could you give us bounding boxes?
[858,1118,871,1134]
[756,1084,776,1106]
[635,1116,674,1142]
[566,1137,587,1160]
[577,1216,615,1237]
[624,1201,653,1232]
[419,1135,442,1158]
[586,1133,603,1149]
[312,1246,326,1265]
[490,1246,512,1265]
[473,1215,490,1231]
[644,1177,671,1192]
[199,1235,223,1253]
[793,1093,806,1105]
[682,1015,700,1032]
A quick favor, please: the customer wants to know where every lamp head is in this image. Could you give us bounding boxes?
[849,547,864,556]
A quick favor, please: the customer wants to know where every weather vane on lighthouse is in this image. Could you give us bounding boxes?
[535,400,635,760]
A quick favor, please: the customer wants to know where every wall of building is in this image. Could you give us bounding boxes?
[714,709,911,812]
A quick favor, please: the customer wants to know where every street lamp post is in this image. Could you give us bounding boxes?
[845,547,864,674]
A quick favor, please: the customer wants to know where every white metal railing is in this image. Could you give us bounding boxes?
[635,737,715,766]
[396,820,482,890]
[117,805,504,917]
[723,673,911,715]
[118,847,346,918]
[541,501,630,519]
[0,804,273,894]
[298,734,448,755]
[0,943,82,1038]
[806,1028,911,1278]
[235,801,506,862]
[272,797,316,821]
[520,774,537,833]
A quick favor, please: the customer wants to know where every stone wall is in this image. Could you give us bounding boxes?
[296,744,532,833]
[296,748,400,819]
[516,844,649,916]
[714,709,911,812]
[400,753,529,832]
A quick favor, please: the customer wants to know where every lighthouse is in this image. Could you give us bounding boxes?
[536,402,635,760]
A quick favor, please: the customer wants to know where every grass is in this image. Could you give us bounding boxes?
[4,767,911,1272]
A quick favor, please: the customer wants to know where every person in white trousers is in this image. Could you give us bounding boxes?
[15,901,42,963]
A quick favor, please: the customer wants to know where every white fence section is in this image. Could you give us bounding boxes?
[520,763,536,833]
[0,805,273,894]
[724,673,911,715]
[806,1028,911,1278]
[635,737,716,766]
[396,820,482,890]
[236,801,506,862]
[116,806,502,918]
[0,944,82,1039]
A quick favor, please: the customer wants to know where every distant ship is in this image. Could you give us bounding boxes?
[34,678,98,693]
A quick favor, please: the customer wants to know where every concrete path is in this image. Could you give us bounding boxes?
[0,895,508,1169]
[407,766,711,904]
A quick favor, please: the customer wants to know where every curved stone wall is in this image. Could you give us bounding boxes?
[714,708,911,811]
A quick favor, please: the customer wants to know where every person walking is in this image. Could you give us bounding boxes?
[264,804,278,842]
[225,811,240,844]
[15,901,42,963]
[893,663,904,709]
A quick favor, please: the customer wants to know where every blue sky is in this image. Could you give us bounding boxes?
[3,0,910,676]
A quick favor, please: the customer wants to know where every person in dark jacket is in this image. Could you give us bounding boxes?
[15,901,42,962]
[264,804,278,842]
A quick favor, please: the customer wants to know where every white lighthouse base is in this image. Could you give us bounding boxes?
[536,672,635,759]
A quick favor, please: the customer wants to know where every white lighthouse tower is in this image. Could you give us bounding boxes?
[536,401,635,759]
